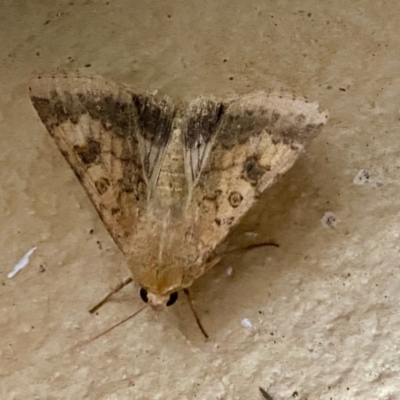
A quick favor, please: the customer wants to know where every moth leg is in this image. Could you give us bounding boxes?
[183,289,209,339]
[259,387,273,400]
[243,241,280,251]
[221,241,280,257]
[89,277,133,314]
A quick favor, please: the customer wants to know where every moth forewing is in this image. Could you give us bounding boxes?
[29,74,328,309]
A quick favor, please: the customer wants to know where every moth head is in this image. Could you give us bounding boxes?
[140,287,178,309]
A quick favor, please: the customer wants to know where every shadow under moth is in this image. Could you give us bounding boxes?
[29,74,328,336]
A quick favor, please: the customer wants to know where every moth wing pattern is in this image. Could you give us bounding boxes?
[132,93,176,193]
[183,99,224,187]
[184,92,328,275]
[29,75,174,254]
[29,74,328,297]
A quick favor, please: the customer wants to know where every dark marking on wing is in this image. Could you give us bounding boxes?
[226,216,235,225]
[111,207,120,215]
[30,95,66,132]
[31,89,137,138]
[200,190,222,211]
[132,94,175,179]
[241,155,270,185]
[217,106,321,150]
[184,100,225,182]
[30,83,149,214]
[228,191,243,208]
[77,93,135,137]
[185,101,224,149]
[217,108,274,149]
[73,139,101,164]
[133,95,173,146]
[73,169,83,183]
[272,114,325,145]
[95,177,111,195]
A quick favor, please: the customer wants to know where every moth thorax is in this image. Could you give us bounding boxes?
[147,292,170,309]
[154,127,187,205]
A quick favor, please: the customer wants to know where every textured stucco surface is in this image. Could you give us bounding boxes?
[1,1,400,399]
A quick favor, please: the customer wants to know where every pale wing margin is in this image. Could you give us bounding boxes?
[185,91,328,264]
[29,75,149,254]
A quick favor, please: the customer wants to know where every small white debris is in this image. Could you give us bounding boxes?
[241,318,253,329]
[244,232,259,239]
[7,247,37,279]
[321,212,339,229]
[353,169,370,185]
[226,266,233,276]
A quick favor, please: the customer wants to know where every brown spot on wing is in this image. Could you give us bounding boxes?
[228,191,243,208]
[73,139,101,164]
[95,177,111,194]
[241,155,269,185]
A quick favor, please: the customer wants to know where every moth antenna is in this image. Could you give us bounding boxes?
[68,305,147,353]
[86,305,147,344]
[89,277,133,314]
[183,289,209,339]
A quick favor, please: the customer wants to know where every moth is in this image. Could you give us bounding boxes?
[29,74,328,317]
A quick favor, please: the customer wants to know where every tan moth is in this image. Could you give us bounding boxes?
[29,74,328,334]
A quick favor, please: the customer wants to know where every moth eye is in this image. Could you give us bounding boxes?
[166,292,178,307]
[140,287,148,303]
